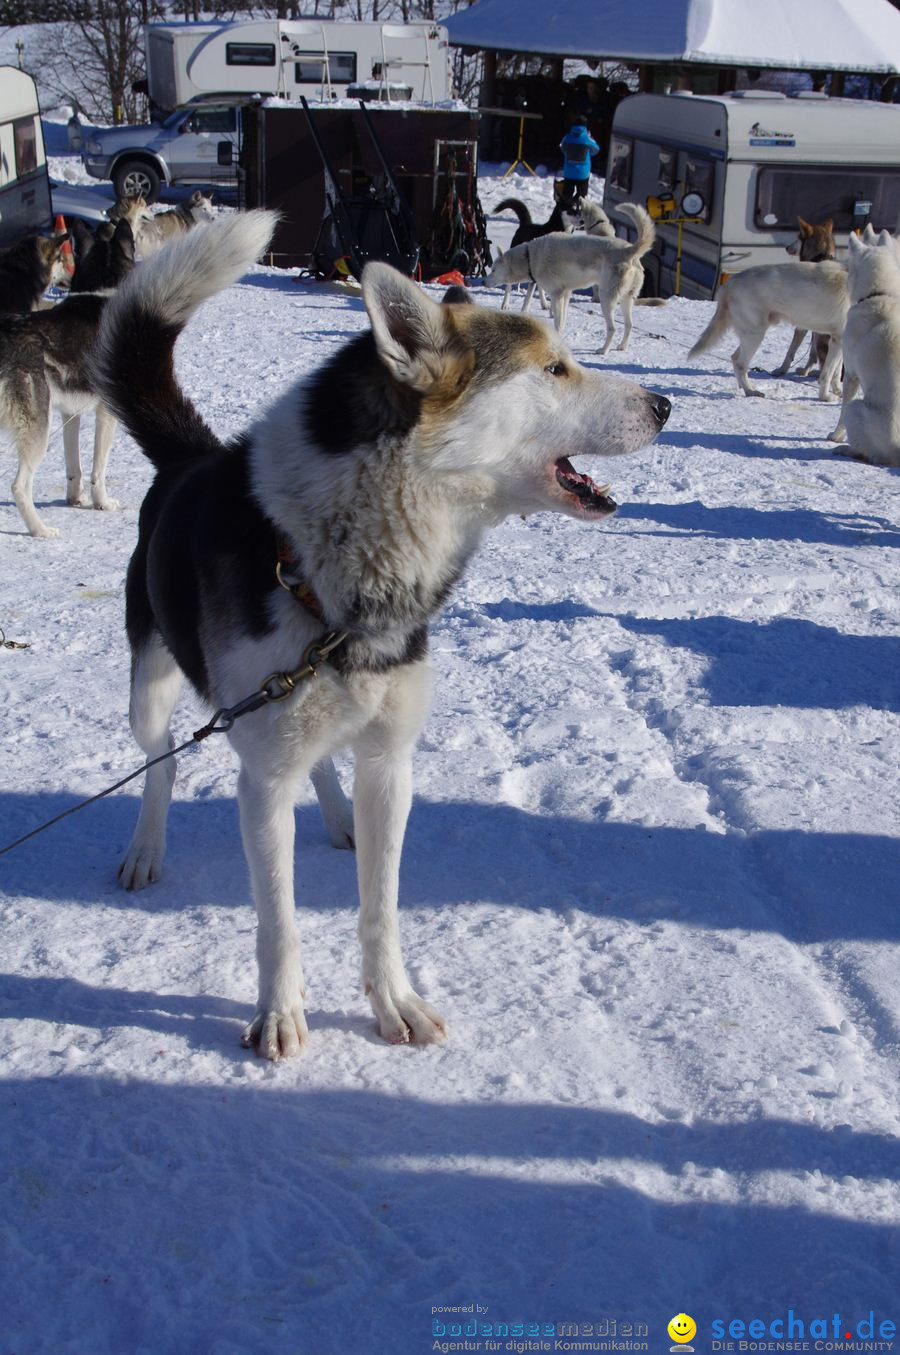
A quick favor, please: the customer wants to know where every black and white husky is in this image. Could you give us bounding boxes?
[93,212,671,1061]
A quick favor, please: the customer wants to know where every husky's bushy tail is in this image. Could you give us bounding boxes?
[494,198,533,226]
[688,285,733,359]
[91,210,276,470]
[615,203,656,262]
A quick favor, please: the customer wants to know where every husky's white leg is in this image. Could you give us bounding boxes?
[829,372,860,442]
[353,665,446,1045]
[90,404,119,511]
[118,634,184,889]
[12,410,57,538]
[310,756,354,849]
[597,295,617,356]
[501,284,512,312]
[63,413,87,506]
[818,336,843,403]
[617,292,635,352]
[238,760,309,1060]
[550,290,570,332]
[520,282,537,313]
[732,328,767,396]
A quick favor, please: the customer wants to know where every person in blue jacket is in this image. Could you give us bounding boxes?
[559,116,600,201]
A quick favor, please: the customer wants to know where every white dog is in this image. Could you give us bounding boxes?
[485,203,656,353]
[688,259,848,400]
[92,214,671,1060]
[829,228,900,465]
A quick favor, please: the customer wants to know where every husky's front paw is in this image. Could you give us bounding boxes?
[31,522,60,539]
[367,985,448,1046]
[118,840,164,890]
[92,494,120,511]
[829,424,847,443]
[242,1004,309,1060]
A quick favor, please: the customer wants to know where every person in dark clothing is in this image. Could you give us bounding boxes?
[559,115,599,201]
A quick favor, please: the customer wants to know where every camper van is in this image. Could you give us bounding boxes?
[603,91,900,299]
[0,67,53,247]
[143,19,452,114]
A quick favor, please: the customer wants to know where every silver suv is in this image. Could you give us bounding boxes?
[81,98,246,203]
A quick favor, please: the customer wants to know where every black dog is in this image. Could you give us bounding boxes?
[70,218,135,294]
[493,189,580,250]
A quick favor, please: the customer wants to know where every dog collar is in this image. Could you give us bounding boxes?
[275,534,326,621]
[523,244,536,284]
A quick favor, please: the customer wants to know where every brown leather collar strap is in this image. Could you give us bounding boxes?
[275,533,326,621]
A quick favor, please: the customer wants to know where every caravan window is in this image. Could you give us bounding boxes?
[657,147,676,194]
[755,165,900,231]
[608,136,633,193]
[13,117,38,177]
[294,52,357,85]
[226,43,276,67]
[683,154,713,221]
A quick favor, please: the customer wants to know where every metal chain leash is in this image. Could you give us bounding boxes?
[0,629,348,861]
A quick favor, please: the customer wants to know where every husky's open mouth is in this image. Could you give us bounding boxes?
[554,457,617,516]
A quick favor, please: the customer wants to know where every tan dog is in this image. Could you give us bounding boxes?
[136,190,216,258]
[774,216,837,378]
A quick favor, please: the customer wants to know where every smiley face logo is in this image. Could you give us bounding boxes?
[668,1314,697,1345]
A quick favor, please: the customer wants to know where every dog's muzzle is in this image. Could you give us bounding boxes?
[650,394,672,428]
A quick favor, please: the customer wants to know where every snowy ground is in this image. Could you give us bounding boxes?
[1,167,899,1354]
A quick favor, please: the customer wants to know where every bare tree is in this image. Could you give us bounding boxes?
[37,0,161,123]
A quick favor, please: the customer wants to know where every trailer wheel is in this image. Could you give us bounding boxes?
[113,160,161,204]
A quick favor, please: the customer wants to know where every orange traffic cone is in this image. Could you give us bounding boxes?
[55,213,75,275]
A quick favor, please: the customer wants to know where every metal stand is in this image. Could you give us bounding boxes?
[478,106,542,178]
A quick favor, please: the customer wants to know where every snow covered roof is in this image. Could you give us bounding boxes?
[445,0,900,74]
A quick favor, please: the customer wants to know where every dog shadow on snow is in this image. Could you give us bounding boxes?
[1,1072,898,1343]
[2,776,897,946]
[612,498,900,549]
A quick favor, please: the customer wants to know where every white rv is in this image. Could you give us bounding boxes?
[0,67,53,246]
[603,92,900,299]
[144,19,452,113]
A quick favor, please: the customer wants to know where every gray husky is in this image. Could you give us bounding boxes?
[91,212,670,1060]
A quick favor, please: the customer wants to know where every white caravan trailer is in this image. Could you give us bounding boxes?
[603,91,900,299]
[0,67,53,247]
[144,19,452,114]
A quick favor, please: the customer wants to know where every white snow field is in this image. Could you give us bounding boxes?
[1,171,899,1355]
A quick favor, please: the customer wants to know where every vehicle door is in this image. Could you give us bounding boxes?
[173,106,239,182]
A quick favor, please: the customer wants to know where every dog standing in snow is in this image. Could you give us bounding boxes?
[688,256,848,400]
[829,227,900,465]
[773,216,838,380]
[92,213,671,1060]
[485,202,656,352]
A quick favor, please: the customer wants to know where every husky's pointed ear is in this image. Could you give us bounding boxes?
[823,218,833,233]
[362,263,453,390]
[797,216,812,236]
[877,228,894,248]
[848,231,864,256]
[861,222,877,243]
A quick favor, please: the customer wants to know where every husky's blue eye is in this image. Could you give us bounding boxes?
[546,361,567,376]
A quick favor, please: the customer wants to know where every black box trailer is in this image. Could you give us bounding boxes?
[239,101,489,277]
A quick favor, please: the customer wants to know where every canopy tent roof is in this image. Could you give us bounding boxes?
[444,0,900,74]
